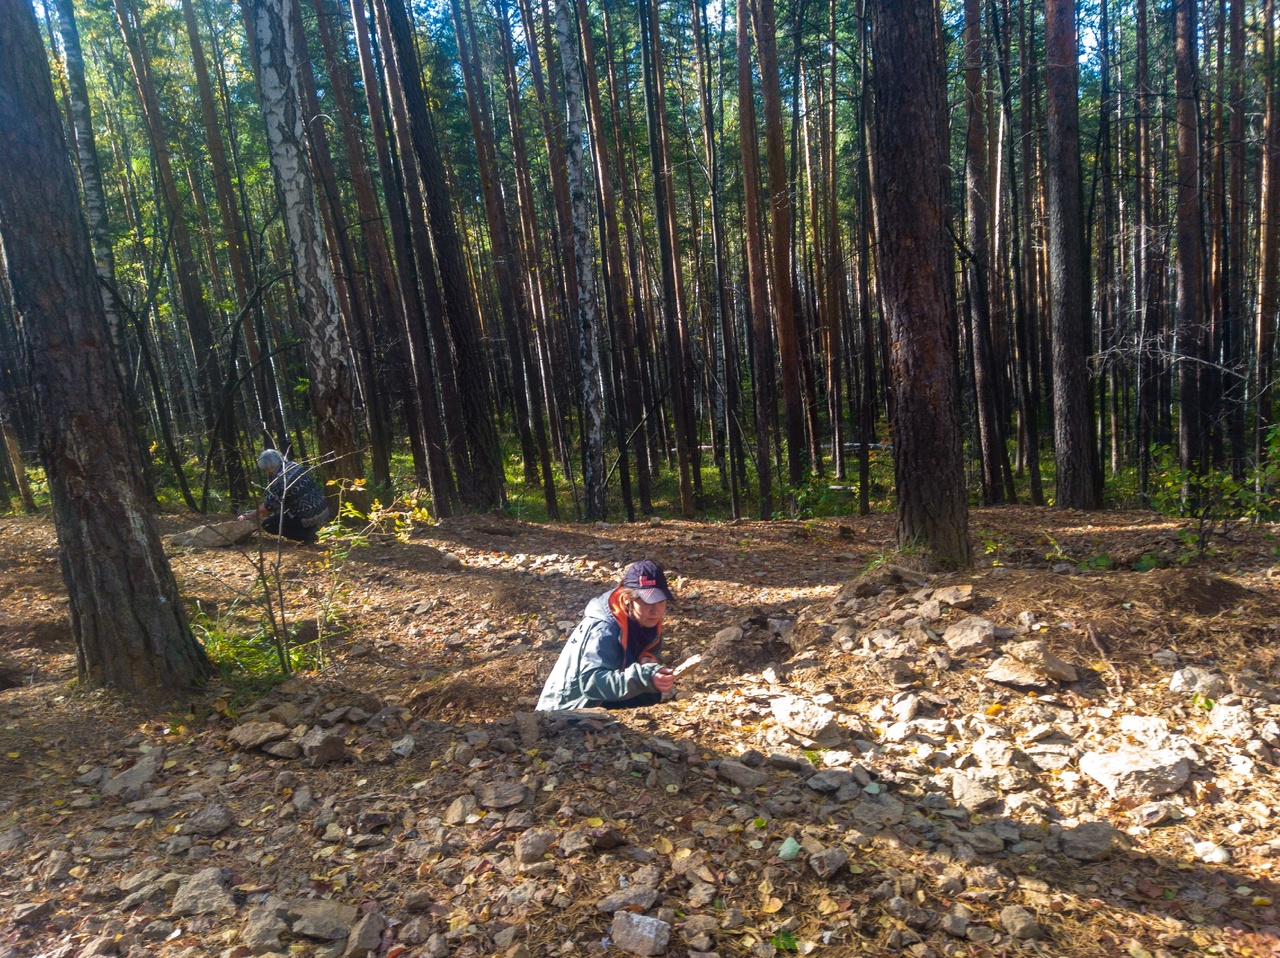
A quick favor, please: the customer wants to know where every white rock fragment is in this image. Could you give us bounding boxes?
[770,696,844,746]
[1193,840,1232,864]
[1169,667,1227,699]
[1005,640,1078,681]
[1079,747,1191,801]
[1209,704,1256,744]
[611,911,671,956]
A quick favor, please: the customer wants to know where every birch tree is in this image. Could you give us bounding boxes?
[244,0,364,494]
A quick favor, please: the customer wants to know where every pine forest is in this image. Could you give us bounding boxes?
[3,0,1280,553]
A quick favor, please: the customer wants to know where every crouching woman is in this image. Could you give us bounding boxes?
[537,560,677,710]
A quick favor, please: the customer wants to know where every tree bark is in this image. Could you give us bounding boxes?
[1225,0,1246,474]
[451,0,541,487]
[554,0,607,520]
[0,0,211,697]
[178,0,269,451]
[376,0,505,509]
[1175,0,1207,477]
[739,0,773,519]
[751,0,805,487]
[1260,0,1280,477]
[495,0,559,517]
[245,0,364,492]
[964,0,1013,504]
[1044,0,1101,508]
[869,0,971,567]
[639,0,697,518]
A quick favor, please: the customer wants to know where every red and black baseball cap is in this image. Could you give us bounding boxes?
[621,559,675,604]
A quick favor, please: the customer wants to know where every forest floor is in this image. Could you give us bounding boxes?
[0,505,1279,958]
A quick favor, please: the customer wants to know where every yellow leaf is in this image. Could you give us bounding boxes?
[586,817,604,827]
[1255,897,1273,906]
[6,752,19,759]
[761,896,784,914]
[654,836,673,855]
[818,899,840,915]
[985,704,1004,716]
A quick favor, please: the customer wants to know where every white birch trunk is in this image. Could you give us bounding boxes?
[554,0,607,520]
[246,0,362,486]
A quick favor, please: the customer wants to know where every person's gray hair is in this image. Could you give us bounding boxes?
[256,449,284,469]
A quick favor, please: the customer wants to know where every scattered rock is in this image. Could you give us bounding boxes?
[942,618,997,657]
[475,782,529,809]
[1169,668,1228,699]
[289,900,358,940]
[515,828,557,864]
[1079,747,1191,801]
[999,905,1043,940]
[716,760,768,788]
[102,750,164,799]
[951,772,1000,812]
[611,911,671,956]
[1060,821,1117,861]
[808,847,849,879]
[770,696,843,746]
[298,728,349,766]
[597,886,659,914]
[170,868,234,916]
[180,803,234,837]
[228,722,292,750]
[933,585,975,609]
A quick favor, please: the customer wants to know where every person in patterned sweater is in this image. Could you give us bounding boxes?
[239,449,330,543]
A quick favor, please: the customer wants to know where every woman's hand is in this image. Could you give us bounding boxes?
[653,667,675,694]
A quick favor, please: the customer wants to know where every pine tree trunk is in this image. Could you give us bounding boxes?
[1175,0,1207,477]
[1257,0,1280,476]
[287,0,391,495]
[738,0,774,519]
[1226,0,1246,475]
[751,0,805,487]
[368,0,471,509]
[869,0,971,567]
[51,0,130,389]
[639,0,697,517]
[178,0,268,456]
[345,0,453,512]
[1016,0,1044,504]
[451,0,541,487]
[574,0,649,515]
[964,0,1012,505]
[376,0,504,509]
[495,0,559,518]
[1044,0,1101,508]
[315,0,421,484]
[693,0,743,514]
[0,0,211,697]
